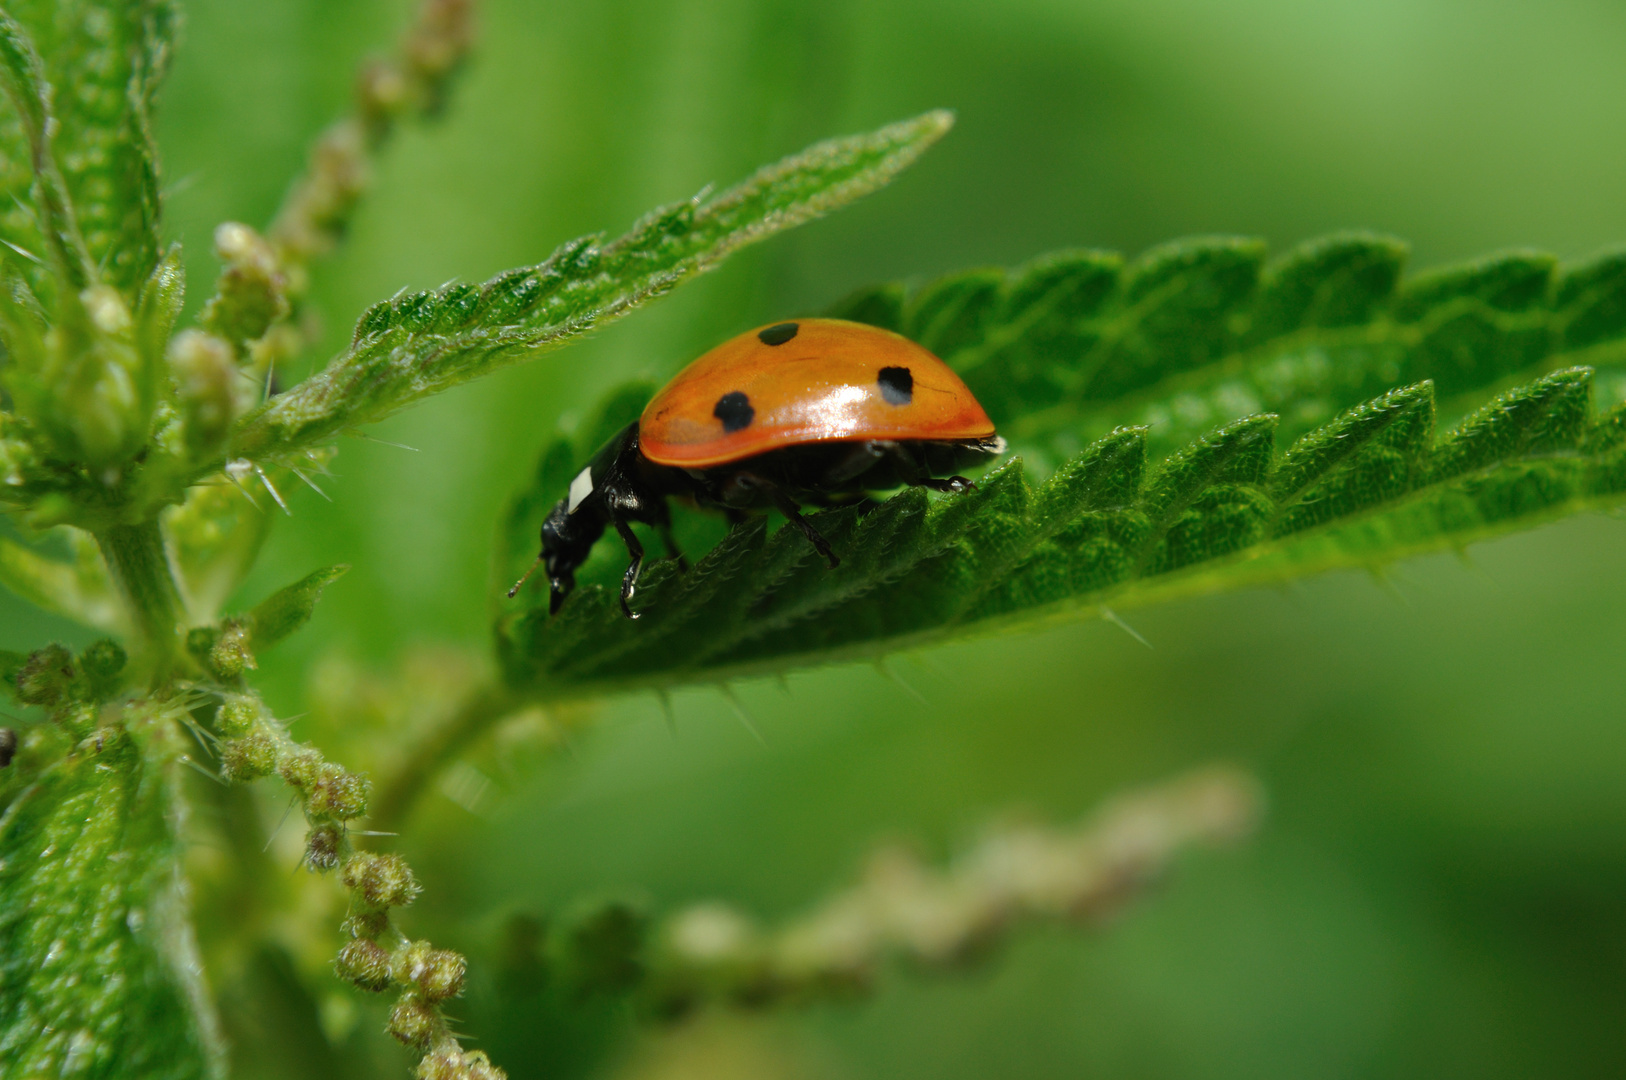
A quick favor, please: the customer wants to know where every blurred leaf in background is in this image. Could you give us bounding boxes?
[7,0,1626,1078]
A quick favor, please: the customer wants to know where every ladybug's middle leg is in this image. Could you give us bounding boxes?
[732,472,841,569]
[771,490,840,569]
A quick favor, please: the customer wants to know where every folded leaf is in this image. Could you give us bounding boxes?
[496,368,1626,697]
[230,111,956,461]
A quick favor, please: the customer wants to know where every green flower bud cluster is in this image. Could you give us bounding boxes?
[199,223,289,354]
[0,279,156,474]
[412,1043,506,1080]
[203,683,492,1075]
[272,0,475,271]
[520,768,1264,1020]
[187,620,255,681]
[333,849,497,1077]
[0,639,127,737]
[209,691,372,856]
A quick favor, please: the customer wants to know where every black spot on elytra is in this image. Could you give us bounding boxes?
[877,366,913,405]
[714,391,755,432]
[757,322,799,346]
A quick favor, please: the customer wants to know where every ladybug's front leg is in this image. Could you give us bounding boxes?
[610,517,646,619]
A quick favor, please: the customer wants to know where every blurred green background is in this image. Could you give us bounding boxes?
[11,0,1626,1075]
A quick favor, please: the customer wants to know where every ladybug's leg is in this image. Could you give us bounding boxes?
[769,490,840,569]
[735,472,840,569]
[610,517,646,619]
[912,475,977,494]
[883,442,976,494]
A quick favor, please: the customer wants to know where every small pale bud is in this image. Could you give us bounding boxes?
[215,693,265,736]
[336,938,394,992]
[305,821,345,870]
[213,222,266,265]
[416,1045,506,1080]
[208,622,256,679]
[307,760,371,820]
[344,910,392,940]
[277,746,321,789]
[220,731,279,781]
[81,284,131,334]
[387,998,437,1048]
[201,222,289,348]
[342,852,420,909]
[392,941,465,1002]
[168,330,238,458]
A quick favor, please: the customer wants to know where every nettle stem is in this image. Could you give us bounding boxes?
[96,520,185,678]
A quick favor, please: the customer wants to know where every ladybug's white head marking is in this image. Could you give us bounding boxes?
[567,466,595,513]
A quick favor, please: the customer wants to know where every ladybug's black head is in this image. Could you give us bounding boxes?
[537,496,601,614]
[507,422,680,616]
[505,493,603,613]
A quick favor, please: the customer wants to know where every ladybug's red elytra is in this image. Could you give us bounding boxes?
[508,318,1006,618]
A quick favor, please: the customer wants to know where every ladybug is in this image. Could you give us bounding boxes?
[508,318,1005,618]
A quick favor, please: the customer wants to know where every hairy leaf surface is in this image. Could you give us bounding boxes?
[0,0,178,294]
[495,237,1626,697]
[230,111,955,461]
[0,723,220,1079]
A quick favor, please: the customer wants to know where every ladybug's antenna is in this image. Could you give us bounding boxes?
[507,556,543,598]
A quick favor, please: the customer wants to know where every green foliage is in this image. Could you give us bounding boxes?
[240,564,349,654]
[495,236,1626,698]
[229,110,955,462]
[0,721,220,1080]
[0,0,177,296]
[7,1,1626,1076]
[831,234,1626,463]
[0,4,956,1070]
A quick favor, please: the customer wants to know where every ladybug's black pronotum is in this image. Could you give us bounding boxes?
[508,319,1005,618]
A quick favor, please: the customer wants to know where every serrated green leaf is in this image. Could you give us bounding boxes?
[495,365,1626,698]
[1084,236,1266,401]
[1249,233,1406,342]
[0,9,94,292]
[0,723,221,1079]
[833,236,1626,466]
[1555,251,1626,353]
[241,564,349,653]
[229,111,956,462]
[0,1,178,295]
